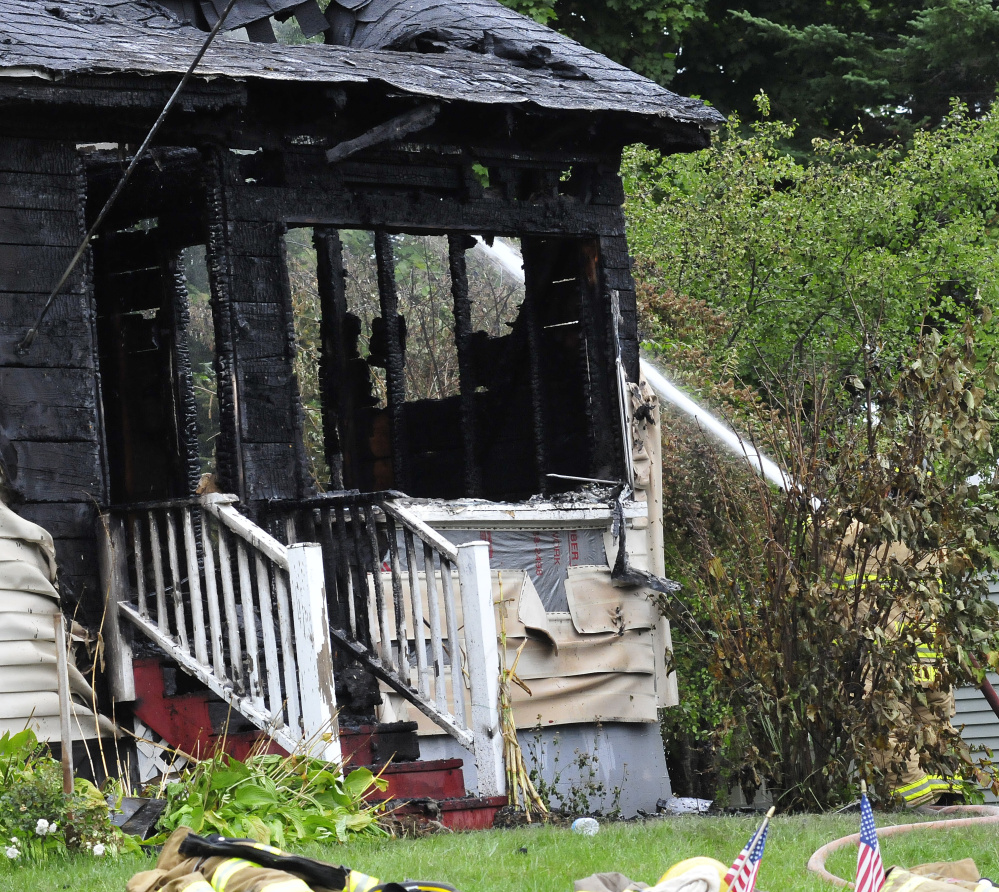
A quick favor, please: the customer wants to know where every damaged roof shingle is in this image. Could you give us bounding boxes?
[0,0,724,132]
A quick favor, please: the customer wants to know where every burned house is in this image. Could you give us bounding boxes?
[0,0,721,817]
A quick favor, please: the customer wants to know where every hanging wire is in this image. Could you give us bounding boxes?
[16,0,242,355]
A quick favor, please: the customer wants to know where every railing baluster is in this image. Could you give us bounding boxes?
[236,541,263,708]
[165,511,190,651]
[319,508,342,630]
[348,505,371,647]
[365,506,393,668]
[275,570,302,733]
[149,511,168,633]
[334,504,356,636]
[131,514,148,619]
[183,508,209,666]
[216,526,245,691]
[386,515,409,682]
[423,541,447,713]
[200,509,225,675]
[440,556,465,726]
[404,529,429,699]
[255,554,282,719]
[303,507,318,545]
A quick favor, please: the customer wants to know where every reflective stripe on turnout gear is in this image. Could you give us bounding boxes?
[347,872,381,892]
[209,856,312,892]
[895,773,953,805]
[210,859,257,892]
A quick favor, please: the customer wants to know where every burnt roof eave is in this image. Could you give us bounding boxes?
[0,66,718,155]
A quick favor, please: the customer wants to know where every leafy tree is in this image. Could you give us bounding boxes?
[652,320,999,810]
[495,0,999,143]
[624,100,999,387]
[631,102,999,808]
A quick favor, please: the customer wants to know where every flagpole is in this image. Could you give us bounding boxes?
[753,807,776,842]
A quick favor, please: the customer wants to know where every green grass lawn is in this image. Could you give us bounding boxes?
[4,813,999,892]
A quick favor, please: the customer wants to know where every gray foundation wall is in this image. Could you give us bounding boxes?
[420,721,671,817]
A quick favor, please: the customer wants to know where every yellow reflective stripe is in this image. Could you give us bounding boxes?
[348,872,381,892]
[247,843,286,857]
[211,858,257,892]
[259,881,312,892]
[896,774,952,802]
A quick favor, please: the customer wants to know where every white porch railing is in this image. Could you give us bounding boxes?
[268,492,505,797]
[98,493,339,762]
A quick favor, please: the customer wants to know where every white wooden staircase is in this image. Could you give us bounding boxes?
[97,491,505,798]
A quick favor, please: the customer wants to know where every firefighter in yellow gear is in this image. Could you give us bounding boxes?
[832,525,959,808]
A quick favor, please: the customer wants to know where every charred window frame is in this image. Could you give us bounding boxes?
[302,226,623,502]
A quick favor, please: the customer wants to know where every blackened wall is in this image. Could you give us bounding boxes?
[0,137,105,620]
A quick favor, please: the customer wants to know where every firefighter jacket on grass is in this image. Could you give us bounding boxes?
[128,828,461,892]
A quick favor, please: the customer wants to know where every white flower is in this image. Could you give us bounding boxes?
[35,818,50,836]
[48,823,57,834]
[5,846,19,860]
[92,843,106,857]
[10,837,18,844]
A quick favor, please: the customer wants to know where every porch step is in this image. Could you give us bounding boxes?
[340,722,421,766]
[388,795,508,831]
[366,758,466,801]
[132,657,283,761]
[132,658,499,829]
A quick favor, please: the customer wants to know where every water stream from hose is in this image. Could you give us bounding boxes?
[472,237,793,491]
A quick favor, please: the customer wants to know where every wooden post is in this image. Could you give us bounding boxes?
[96,513,136,702]
[448,234,481,497]
[456,541,505,797]
[53,613,73,795]
[374,229,410,492]
[287,543,341,763]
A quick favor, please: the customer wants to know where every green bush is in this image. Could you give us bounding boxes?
[0,730,139,865]
[152,752,388,847]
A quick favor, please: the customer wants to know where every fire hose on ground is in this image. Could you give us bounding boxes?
[807,805,999,886]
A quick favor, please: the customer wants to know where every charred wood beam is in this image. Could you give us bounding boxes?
[274,224,314,498]
[203,150,245,500]
[447,233,481,498]
[325,103,440,164]
[168,253,204,496]
[374,229,409,493]
[0,78,246,114]
[520,257,549,497]
[577,239,618,478]
[314,227,347,490]
[229,185,624,237]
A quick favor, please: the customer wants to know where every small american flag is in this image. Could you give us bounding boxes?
[856,792,886,892]
[724,816,770,892]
